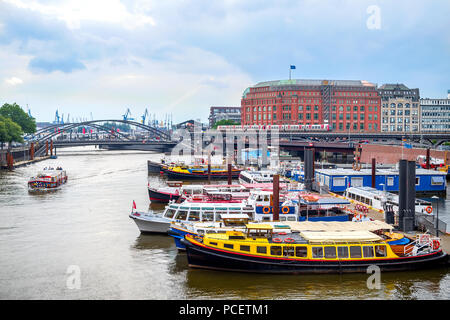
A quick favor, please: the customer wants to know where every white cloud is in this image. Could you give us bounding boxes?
[3,0,156,30]
[4,77,24,85]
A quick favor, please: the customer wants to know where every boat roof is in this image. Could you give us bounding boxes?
[169,202,248,209]
[220,214,250,219]
[316,168,447,176]
[299,230,382,242]
[245,224,274,230]
[284,220,393,232]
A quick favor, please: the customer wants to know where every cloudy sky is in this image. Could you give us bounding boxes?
[0,0,449,123]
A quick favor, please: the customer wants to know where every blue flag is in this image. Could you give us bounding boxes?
[290,65,296,69]
[403,143,412,149]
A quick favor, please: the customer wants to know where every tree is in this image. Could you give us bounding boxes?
[0,115,23,149]
[212,119,239,129]
[0,103,36,134]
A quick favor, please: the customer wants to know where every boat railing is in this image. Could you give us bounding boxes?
[403,233,440,256]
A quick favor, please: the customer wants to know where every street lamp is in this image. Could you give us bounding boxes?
[432,195,439,237]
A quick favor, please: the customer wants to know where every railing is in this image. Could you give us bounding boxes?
[403,233,439,256]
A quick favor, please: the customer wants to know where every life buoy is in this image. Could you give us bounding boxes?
[284,238,295,243]
[262,206,271,214]
[278,232,287,236]
[272,238,282,243]
[281,206,289,214]
[425,206,433,214]
[432,239,440,250]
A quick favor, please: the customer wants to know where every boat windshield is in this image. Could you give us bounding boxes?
[174,210,188,221]
[201,211,214,221]
[164,208,177,219]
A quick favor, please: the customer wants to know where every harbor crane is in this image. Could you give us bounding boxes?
[53,110,61,124]
[141,108,148,124]
[122,108,134,121]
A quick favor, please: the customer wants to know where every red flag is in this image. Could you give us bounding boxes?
[132,200,136,210]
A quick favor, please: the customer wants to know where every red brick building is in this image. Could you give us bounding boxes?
[241,79,381,132]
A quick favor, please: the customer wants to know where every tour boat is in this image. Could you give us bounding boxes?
[239,170,281,184]
[181,224,448,274]
[168,214,293,250]
[148,183,254,204]
[129,190,300,234]
[344,186,434,215]
[28,167,68,191]
[164,165,242,180]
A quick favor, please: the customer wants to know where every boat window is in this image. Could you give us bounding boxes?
[324,246,337,259]
[209,242,218,246]
[283,246,295,257]
[188,211,200,221]
[295,246,308,257]
[337,246,349,258]
[164,209,177,219]
[257,246,267,254]
[287,216,296,221]
[223,243,234,249]
[350,246,362,258]
[240,245,251,252]
[279,216,286,221]
[312,247,324,259]
[202,211,214,221]
[270,246,282,256]
[363,246,374,258]
[175,210,188,221]
[375,245,387,257]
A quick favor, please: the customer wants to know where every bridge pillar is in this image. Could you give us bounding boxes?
[45,141,49,156]
[30,142,35,160]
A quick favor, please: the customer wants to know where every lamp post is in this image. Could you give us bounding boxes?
[432,195,439,237]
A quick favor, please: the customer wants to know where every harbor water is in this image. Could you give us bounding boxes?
[0,146,449,299]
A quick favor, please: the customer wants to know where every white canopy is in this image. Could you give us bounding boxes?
[284,220,393,233]
[300,230,382,242]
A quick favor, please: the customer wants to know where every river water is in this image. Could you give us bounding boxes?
[0,146,449,300]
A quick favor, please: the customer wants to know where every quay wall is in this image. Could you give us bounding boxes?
[360,144,449,165]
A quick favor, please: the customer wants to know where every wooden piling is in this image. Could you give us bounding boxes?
[227,163,232,185]
[207,153,211,184]
[273,174,280,221]
[426,148,430,169]
[50,140,53,156]
[45,140,49,156]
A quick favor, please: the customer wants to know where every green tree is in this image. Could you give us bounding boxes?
[212,119,238,129]
[0,115,23,149]
[0,103,36,134]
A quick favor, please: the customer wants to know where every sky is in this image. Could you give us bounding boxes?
[0,0,449,124]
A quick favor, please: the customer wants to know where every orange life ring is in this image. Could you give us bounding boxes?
[425,206,433,214]
[262,206,271,214]
[273,238,282,243]
[432,239,440,250]
[284,238,295,243]
[281,206,289,214]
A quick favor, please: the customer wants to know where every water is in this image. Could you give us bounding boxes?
[0,146,449,300]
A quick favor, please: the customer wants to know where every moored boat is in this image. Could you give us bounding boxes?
[165,165,242,180]
[28,167,68,191]
[182,224,448,274]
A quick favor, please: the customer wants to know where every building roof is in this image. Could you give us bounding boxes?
[315,168,447,176]
[252,79,376,89]
[379,83,411,90]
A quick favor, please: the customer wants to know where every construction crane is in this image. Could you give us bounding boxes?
[122,108,134,121]
[141,108,148,124]
[66,114,70,123]
[53,110,61,124]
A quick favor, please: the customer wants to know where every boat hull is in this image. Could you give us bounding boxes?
[129,213,171,234]
[165,170,241,180]
[148,188,182,203]
[182,238,449,274]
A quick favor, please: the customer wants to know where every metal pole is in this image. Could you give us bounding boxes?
[273,174,280,221]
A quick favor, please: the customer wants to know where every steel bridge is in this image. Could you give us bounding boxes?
[27,119,172,143]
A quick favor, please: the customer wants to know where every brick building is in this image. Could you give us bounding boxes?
[241,79,381,132]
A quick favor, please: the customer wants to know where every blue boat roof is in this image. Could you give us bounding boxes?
[315,168,446,176]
